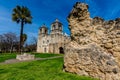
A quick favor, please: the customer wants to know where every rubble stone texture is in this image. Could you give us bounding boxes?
[64,2,120,80]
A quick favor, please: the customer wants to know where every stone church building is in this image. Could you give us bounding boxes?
[37,19,70,54]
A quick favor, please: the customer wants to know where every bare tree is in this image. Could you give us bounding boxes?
[31,36,37,45]
[24,36,37,52]
[0,32,19,53]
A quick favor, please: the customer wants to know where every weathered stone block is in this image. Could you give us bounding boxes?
[104,43,113,49]
[16,53,35,61]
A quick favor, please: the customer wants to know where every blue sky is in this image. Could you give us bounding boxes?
[0,0,120,43]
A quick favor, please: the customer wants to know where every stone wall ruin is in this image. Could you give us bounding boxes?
[64,2,120,80]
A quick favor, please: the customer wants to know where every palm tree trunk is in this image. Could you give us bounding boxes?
[19,20,24,54]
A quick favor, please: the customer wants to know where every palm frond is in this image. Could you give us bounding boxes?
[12,5,32,24]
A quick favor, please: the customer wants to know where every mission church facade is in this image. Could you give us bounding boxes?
[37,19,70,54]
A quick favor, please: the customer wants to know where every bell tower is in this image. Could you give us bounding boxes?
[37,24,48,52]
[50,19,63,34]
[39,24,48,37]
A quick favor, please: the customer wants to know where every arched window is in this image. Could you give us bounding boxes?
[47,40,49,43]
[58,24,62,30]
[45,29,47,34]
[53,25,55,30]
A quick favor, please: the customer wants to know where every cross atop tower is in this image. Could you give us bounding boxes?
[55,18,59,22]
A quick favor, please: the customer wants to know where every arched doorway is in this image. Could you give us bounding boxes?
[59,47,64,54]
[44,48,46,53]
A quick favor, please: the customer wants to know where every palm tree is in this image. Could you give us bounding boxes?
[12,5,32,53]
[22,33,27,46]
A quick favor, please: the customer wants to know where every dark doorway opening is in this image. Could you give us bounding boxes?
[59,47,64,54]
[44,48,46,53]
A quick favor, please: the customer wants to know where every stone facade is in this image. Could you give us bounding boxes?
[64,2,120,80]
[37,19,70,54]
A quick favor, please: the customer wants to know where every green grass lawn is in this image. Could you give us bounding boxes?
[31,52,63,58]
[0,53,16,62]
[0,53,98,80]
[0,53,62,62]
[0,58,97,80]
